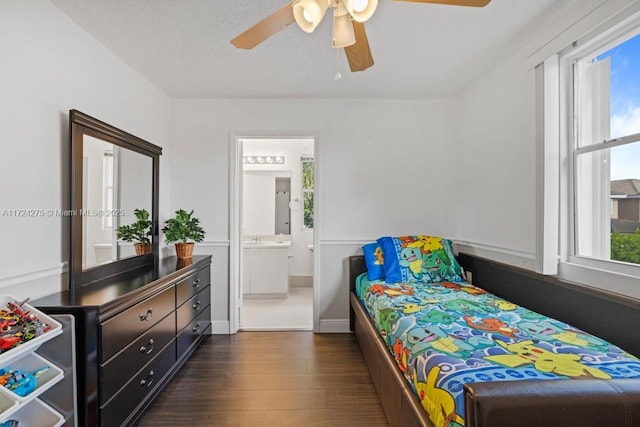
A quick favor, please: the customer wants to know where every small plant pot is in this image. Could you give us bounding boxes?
[134,243,152,255]
[175,242,195,260]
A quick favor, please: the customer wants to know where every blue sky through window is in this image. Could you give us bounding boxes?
[597,32,640,181]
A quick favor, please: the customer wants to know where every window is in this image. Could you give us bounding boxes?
[571,29,640,267]
[102,151,114,230]
[547,15,640,291]
[301,155,314,229]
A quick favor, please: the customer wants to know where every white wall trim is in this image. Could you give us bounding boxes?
[193,240,231,247]
[318,239,372,245]
[161,240,230,257]
[0,263,67,288]
[318,319,350,333]
[536,56,561,275]
[454,240,536,271]
[210,320,230,335]
[526,0,639,69]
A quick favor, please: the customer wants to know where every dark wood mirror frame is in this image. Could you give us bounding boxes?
[69,109,162,289]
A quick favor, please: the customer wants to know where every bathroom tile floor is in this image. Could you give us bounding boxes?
[240,287,313,330]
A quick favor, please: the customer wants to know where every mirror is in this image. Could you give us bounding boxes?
[243,170,291,236]
[69,110,161,288]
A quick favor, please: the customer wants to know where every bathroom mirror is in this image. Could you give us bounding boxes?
[243,170,291,237]
[69,110,161,288]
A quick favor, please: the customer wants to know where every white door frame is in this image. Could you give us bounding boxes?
[229,132,319,334]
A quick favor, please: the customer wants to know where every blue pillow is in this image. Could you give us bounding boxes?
[376,235,463,283]
[362,242,385,281]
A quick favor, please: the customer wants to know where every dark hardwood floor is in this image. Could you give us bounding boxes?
[138,332,389,426]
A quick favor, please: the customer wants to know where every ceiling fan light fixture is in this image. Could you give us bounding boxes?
[342,0,377,23]
[293,0,330,33]
[332,9,356,48]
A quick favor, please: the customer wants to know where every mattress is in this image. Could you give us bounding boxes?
[355,273,640,427]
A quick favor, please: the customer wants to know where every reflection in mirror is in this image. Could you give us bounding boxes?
[243,170,291,237]
[82,136,152,269]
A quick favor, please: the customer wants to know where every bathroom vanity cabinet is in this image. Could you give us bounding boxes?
[243,242,291,297]
[33,255,212,426]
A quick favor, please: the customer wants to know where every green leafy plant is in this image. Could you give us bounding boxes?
[162,209,205,244]
[611,230,640,265]
[116,209,151,244]
[302,159,314,229]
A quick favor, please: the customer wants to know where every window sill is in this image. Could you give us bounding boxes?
[557,260,640,302]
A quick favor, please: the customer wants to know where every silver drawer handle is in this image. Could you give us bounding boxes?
[192,300,201,310]
[139,308,153,321]
[193,278,201,288]
[139,338,155,354]
[140,370,154,388]
[192,323,201,333]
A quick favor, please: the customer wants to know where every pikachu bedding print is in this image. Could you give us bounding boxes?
[355,274,640,427]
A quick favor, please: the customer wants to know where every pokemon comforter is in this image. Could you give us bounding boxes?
[355,273,640,427]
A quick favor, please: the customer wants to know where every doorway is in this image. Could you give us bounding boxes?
[234,137,315,331]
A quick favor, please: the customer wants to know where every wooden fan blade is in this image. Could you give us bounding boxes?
[392,0,490,6]
[231,2,295,49]
[344,22,374,72]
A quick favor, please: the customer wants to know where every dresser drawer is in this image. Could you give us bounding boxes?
[101,311,176,403]
[101,339,176,427]
[177,285,211,332]
[101,286,175,362]
[177,307,211,357]
[176,266,210,306]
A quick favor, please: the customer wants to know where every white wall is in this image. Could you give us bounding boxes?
[0,0,171,299]
[456,50,538,269]
[454,0,639,271]
[170,98,459,331]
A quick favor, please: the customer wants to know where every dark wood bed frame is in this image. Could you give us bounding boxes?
[349,253,640,427]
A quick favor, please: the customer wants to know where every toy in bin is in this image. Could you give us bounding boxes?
[0,366,50,397]
[0,298,51,353]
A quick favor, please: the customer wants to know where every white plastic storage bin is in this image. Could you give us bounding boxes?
[1,398,63,427]
[0,388,19,420]
[0,352,64,402]
[0,296,62,365]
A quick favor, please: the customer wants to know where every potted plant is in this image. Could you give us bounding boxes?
[162,209,205,259]
[116,208,152,255]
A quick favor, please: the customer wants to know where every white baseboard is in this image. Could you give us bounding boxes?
[318,319,350,333]
[210,320,230,334]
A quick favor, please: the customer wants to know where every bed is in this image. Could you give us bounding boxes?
[349,236,640,427]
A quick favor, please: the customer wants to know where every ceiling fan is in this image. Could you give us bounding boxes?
[231,0,491,72]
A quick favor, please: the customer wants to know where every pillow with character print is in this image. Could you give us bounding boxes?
[362,242,385,281]
[376,235,463,283]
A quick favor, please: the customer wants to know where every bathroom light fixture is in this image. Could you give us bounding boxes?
[243,155,285,164]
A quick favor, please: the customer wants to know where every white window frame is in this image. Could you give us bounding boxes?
[541,9,640,299]
[102,151,114,230]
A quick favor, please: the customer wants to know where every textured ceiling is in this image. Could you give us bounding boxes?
[50,0,566,98]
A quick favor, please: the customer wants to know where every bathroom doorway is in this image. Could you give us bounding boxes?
[238,137,315,331]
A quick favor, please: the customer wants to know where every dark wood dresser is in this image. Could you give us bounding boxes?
[33,255,212,426]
